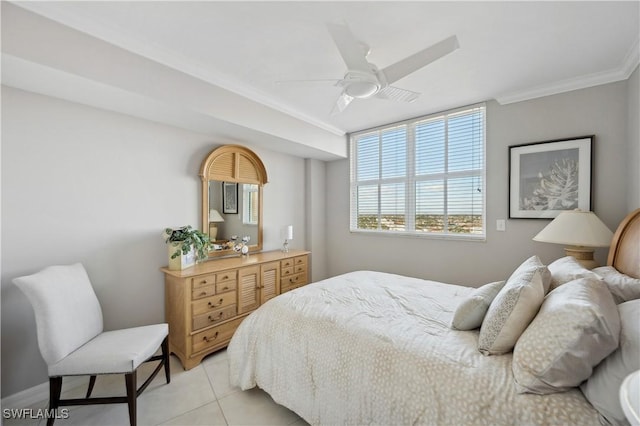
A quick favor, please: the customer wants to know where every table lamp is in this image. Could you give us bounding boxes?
[282,225,293,253]
[533,209,613,269]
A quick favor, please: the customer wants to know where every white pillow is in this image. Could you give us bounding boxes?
[581,299,640,425]
[547,256,603,291]
[513,277,620,395]
[451,281,506,330]
[593,266,640,304]
[478,256,549,355]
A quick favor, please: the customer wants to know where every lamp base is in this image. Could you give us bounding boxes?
[209,223,218,241]
[282,239,289,253]
[564,246,597,269]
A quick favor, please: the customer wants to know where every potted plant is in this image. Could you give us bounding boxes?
[163,225,212,270]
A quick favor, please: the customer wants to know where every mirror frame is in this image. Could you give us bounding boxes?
[200,145,268,257]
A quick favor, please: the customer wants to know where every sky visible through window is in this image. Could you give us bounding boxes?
[355,112,483,216]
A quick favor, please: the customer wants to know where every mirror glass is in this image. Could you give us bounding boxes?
[207,181,260,252]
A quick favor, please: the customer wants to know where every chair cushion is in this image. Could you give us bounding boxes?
[13,263,104,365]
[48,324,168,376]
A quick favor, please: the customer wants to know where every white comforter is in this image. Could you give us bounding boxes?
[228,271,599,425]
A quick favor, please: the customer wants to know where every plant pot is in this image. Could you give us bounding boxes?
[167,242,196,270]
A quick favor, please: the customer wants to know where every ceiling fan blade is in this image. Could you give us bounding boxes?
[327,22,371,73]
[331,92,354,115]
[382,35,459,85]
[376,86,420,103]
[275,78,340,86]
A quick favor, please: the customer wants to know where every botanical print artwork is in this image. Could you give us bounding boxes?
[519,148,579,211]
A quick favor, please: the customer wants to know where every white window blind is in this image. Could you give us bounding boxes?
[243,184,259,225]
[350,104,485,238]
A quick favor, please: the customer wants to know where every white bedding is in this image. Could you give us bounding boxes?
[228,270,599,425]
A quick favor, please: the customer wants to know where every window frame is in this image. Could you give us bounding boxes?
[349,103,486,241]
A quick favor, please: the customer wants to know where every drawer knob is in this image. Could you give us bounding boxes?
[222,286,229,291]
[208,298,224,308]
[199,291,208,297]
[203,331,219,343]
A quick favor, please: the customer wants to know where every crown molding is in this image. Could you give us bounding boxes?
[11,1,346,137]
[496,38,639,105]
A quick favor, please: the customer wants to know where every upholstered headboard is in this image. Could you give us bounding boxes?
[607,209,640,279]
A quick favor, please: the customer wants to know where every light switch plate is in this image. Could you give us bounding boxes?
[496,219,506,231]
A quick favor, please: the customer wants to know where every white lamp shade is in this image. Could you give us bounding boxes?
[283,225,293,240]
[209,209,224,223]
[533,210,613,248]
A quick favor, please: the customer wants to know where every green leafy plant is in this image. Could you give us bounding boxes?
[163,225,212,261]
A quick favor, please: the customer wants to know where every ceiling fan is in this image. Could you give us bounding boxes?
[281,23,460,114]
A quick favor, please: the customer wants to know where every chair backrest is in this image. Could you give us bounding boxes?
[13,263,104,366]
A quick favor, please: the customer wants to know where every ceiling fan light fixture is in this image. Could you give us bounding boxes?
[344,81,379,98]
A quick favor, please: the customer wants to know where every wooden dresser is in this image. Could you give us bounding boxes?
[162,249,310,369]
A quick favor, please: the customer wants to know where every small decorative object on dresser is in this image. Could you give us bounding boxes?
[163,226,213,271]
[162,249,310,369]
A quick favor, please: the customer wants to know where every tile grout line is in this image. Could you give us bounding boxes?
[202,357,230,426]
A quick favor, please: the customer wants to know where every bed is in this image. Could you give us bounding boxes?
[228,209,640,425]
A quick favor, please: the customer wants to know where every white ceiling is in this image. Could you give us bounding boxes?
[3,1,639,160]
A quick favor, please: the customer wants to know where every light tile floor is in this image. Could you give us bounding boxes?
[4,350,308,426]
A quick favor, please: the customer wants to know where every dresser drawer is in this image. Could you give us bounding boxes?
[192,305,237,331]
[280,272,307,292]
[215,271,236,284]
[192,274,216,289]
[191,284,216,300]
[215,280,236,293]
[280,258,295,269]
[191,316,244,354]
[281,266,294,277]
[294,264,306,274]
[192,291,237,316]
[294,255,307,267]
[281,282,305,293]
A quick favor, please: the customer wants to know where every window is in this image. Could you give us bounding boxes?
[350,104,485,239]
[243,184,259,225]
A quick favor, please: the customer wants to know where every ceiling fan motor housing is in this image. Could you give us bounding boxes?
[342,70,381,98]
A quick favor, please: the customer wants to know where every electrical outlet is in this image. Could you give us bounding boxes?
[496,219,506,232]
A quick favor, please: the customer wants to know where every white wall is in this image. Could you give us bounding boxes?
[0,87,310,397]
[305,159,328,282]
[326,80,631,286]
[627,66,639,211]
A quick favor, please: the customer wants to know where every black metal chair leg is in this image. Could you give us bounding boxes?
[125,371,137,426]
[162,337,171,384]
[47,377,62,426]
[86,375,97,398]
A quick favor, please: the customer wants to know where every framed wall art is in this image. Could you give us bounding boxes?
[222,182,238,214]
[509,136,593,219]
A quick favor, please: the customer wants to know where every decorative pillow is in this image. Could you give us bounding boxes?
[581,299,640,425]
[478,256,549,355]
[592,266,640,304]
[547,256,602,291]
[512,277,620,395]
[451,281,506,330]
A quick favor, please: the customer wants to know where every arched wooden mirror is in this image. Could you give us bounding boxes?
[200,145,268,257]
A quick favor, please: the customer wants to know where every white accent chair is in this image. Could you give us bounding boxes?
[13,263,170,426]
